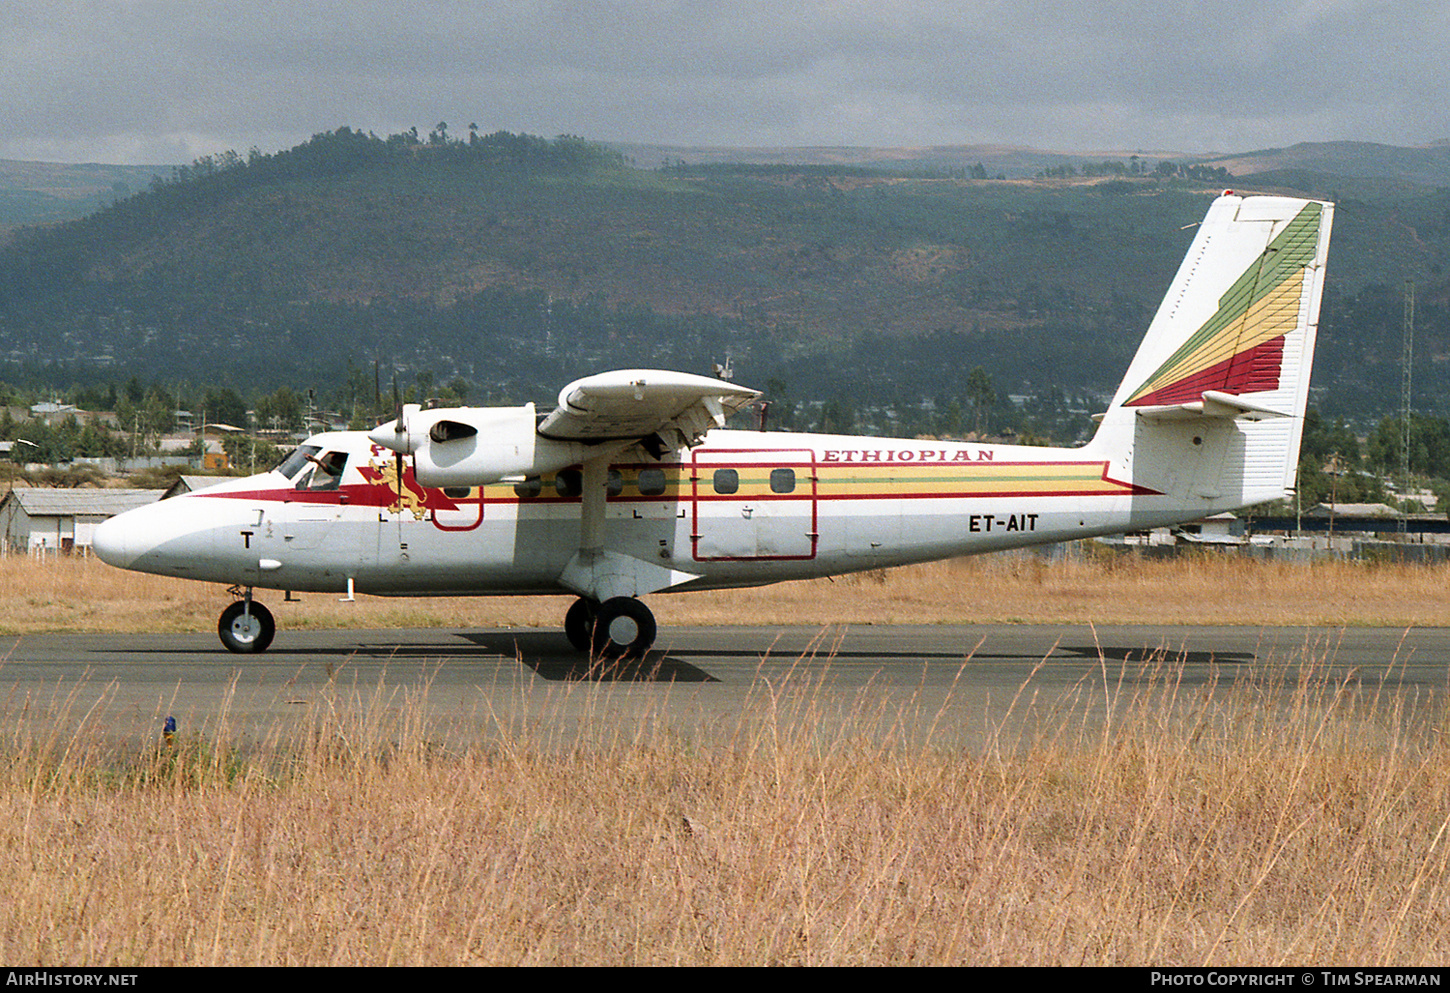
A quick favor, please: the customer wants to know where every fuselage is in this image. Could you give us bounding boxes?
[86,194,1333,658]
[93,425,1213,598]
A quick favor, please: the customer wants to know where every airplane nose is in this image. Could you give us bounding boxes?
[92,513,135,568]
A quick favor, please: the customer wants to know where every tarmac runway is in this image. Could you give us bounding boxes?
[2,623,1447,752]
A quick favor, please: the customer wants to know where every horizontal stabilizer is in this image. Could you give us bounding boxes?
[1132,390,1292,422]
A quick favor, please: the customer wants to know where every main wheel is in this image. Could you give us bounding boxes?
[564,597,599,652]
[218,600,276,654]
[590,597,657,659]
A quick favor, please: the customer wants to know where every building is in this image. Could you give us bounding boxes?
[161,476,230,499]
[199,423,245,471]
[0,488,162,554]
[1305,502,1401,518]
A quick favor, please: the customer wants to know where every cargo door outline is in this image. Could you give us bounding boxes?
[691,449,817,561]
[432,486,485,531]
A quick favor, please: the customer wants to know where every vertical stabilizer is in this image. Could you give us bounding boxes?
[1090,193,1334,509]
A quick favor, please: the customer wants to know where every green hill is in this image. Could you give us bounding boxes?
[0,128,1447,432]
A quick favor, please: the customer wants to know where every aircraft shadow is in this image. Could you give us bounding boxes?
[1053,645,1257,666]
[98,633,717,682]
[454,632,719,682]
[93,635,1259,684]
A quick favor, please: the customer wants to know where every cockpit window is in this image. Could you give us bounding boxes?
[276,445,321,480]
[298,451,348,491]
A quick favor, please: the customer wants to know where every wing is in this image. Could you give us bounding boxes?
[537,369,760,449]
[368,368,760,488]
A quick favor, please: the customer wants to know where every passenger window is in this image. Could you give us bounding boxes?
[770,468,796,494]
[607,469,623,497]
[638,468,666,496]
[713,468,739,495]
[514,477,542,499]
[443,486,472,499]
[555,469,582,498]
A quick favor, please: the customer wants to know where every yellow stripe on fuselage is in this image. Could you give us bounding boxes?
[484,459,1139,503]
[814,460,1133,499]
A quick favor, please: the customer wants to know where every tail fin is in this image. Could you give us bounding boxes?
[1090,193,1334,510]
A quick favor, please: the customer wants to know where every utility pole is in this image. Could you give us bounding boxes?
[1400,279,1415,531]
[1327,451,1343,546]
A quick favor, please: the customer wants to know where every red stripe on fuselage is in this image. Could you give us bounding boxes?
[191,458,1158,510]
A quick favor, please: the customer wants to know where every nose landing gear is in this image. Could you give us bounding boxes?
[218,593,275,654]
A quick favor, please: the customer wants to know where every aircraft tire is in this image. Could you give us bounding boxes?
[590,597,657,659]
[218,600,276,654]
[564,597,598,652]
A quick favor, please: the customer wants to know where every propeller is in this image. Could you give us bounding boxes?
[366,402,423,454]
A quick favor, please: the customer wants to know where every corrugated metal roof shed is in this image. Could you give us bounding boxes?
[2,487,164,553]
[5,488,163,515]
[162,476,230,499]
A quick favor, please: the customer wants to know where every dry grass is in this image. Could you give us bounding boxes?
[3,652,1449,965]
[8,550,1450,963]
[6,549,1450,635]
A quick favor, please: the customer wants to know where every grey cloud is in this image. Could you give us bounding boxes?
[2,1,1446,164]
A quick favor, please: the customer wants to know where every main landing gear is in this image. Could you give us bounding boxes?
[218,594,275,654]
[565,596,657,659]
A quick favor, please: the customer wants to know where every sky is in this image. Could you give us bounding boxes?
[3,0,1447,165]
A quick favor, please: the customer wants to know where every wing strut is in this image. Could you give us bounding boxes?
[557,451,702,604]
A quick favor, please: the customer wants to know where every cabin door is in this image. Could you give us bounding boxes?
[691,448,817,561]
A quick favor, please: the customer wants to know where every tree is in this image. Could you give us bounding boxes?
[254,386,303,432]
[1296,408,1386,507]
[220,432,284,474]
[765,377,796,431]
[440,377,471,405]
[936,397,964,437]
[965,366,996,435]
[817,397,854,434]
[201,387,248,429]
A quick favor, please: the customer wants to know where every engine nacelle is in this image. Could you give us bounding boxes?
[369,403,607,488]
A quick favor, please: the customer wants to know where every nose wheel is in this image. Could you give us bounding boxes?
[218,599,276,654]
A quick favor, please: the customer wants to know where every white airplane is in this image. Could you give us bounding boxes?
[94,192,1333,657]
